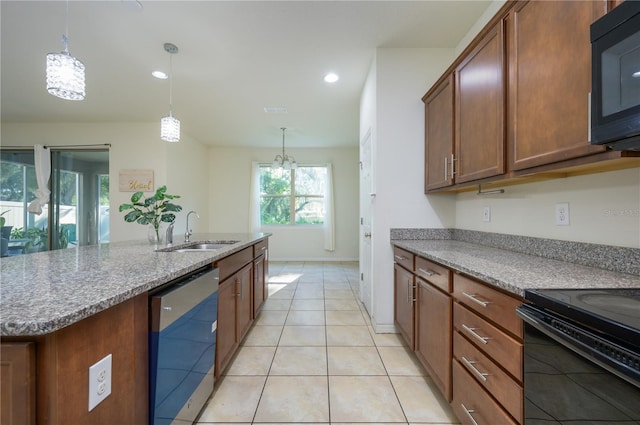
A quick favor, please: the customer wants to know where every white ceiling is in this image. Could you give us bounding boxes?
[1,1,492,148]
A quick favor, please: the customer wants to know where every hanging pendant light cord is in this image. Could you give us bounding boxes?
[62,0,70,53]
[168,53,173,115]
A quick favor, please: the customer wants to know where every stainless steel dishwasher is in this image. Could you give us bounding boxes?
[149,266,219,425]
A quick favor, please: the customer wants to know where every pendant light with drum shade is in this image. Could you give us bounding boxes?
[160,43,180,143]
[46,0,85,101]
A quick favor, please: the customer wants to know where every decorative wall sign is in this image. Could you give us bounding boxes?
[119,169,154,192]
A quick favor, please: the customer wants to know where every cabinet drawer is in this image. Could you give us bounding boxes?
[454,331,522,422]
[393,247,414,272]
[454,303,522,381]
[415,257,451,292]
[453,274,523,339]
[215,247,253,282]
[452,360,518,425]
[254,239,268,257]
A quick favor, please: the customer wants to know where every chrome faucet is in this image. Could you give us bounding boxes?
[166,221,175,245]
[185,211,199,242]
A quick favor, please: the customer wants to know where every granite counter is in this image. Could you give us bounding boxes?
[393,239,640,297]
[0,233,270,336]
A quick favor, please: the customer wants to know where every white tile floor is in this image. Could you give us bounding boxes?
[197,261,459,425]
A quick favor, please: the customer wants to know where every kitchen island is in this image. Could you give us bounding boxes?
[0,233,270,425]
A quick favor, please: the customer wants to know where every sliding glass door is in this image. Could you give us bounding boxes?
[0,148,109,256]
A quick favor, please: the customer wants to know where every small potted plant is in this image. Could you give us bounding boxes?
[119,186,182,244]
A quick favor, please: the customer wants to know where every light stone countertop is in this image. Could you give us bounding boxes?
[393,239,640,298]
[0,233,270,337]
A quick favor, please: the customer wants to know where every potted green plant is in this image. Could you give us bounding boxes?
[118,185,182,243]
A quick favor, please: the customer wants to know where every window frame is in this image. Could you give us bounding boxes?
[259,164,327,226]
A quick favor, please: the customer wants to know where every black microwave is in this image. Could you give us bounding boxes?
[590,0,640,151]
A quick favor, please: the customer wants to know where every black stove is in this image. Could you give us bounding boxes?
[517,288,640,423]
[524,288,640,353]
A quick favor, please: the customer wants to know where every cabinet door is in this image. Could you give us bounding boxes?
[236,263,254,343]
[455,20,505,183]
[216,279,237,378]
[253,254,266,318]
[424,74,455,191]
[394,264,415,349]
[0,342,36,425]
[507,0,607,170]
[415,279,452,401]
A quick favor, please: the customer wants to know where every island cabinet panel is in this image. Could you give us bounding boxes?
[507,0,607,171]
[253,253,267,318]
[0,342,36,425]
[214,247,256,378]
[424,74,455,192]
[454,20,505,184]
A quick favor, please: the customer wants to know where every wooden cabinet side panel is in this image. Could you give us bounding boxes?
[425,75,455,191]
[0,342,36,425]
[47,295,147,425]
[455,21,505,183]
[508,0,607,171]
[253,254,266,318]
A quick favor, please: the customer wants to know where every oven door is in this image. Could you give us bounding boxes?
[516,304,640,424]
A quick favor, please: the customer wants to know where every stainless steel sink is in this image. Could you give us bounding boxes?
[159,240,239,252]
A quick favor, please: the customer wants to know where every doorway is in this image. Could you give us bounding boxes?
[359,130,373,316]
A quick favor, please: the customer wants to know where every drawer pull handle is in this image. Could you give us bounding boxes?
[461,403,480,425]
[462,324,490,345]
[462,292,490,308]
[261,246,266,251]
[394,255,407,262]
[417,267,436,276]
[461,356,489,382]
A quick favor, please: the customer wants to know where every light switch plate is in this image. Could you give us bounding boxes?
[88,354,112,411]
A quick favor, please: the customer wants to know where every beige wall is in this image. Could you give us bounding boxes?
[1,122,209,243]
[207,146,359,260]
[454,168,640,248]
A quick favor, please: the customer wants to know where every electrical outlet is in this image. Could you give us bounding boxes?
[88,354,112,411]
[555,203,570,226]
[482,206,491,222]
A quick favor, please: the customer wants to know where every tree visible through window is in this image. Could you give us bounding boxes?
[259,165,327,225]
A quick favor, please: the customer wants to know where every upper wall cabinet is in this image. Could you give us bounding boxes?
[507,0,607,171]
[455,21,505,183]
[424,75,454,191]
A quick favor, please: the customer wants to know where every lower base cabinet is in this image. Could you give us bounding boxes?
[452,360,518,425]
[0,342,36,425]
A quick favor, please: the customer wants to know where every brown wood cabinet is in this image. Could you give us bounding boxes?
[507,0,607,171]
[455,20,505,183]
[253,239,269,318]
[424,75,455,191]
[394,262,415,350]
[1,342,36,425]
[416,276,452,401]
[215,247,255,378]
[422,0,638,193]
[452,273,524,424]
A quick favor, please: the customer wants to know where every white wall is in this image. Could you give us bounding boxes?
[455,168,640,248]
[1,122,209,242]
[361,48,458,332]
[207,146,359,261]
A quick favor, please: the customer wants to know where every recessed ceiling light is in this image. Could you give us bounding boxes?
[152,70,168,79]
[324,72,339,83]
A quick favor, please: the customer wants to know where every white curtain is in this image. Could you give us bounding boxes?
[323,163,335,252]
[27,144,51,215]
[248,161,261,233]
